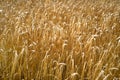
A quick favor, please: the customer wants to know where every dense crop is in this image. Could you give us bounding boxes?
[0,0,120,80]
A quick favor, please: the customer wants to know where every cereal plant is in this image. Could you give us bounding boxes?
[0,0,120,80]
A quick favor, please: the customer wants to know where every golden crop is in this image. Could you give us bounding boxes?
[0,0,120,80]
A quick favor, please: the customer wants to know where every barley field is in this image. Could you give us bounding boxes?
[0,0,120,80]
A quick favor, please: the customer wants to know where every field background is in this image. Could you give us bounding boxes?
[0,0,120,80]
